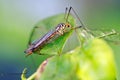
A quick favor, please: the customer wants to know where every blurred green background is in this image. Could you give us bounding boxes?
[0,0,120,80]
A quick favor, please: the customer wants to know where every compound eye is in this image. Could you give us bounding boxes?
[67,25,70,27]
[67,24,71,27]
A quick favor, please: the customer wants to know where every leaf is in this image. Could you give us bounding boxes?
[30,14,76,55]
[78,38,116,80]
[35,38,116,80]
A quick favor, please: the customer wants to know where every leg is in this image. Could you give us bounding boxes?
[98,29,117,38]
[71,26,82,30]
[28,26,40,46]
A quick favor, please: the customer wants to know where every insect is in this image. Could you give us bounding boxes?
[24,7,82,56]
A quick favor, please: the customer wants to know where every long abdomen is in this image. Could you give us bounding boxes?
[32,30,57,51]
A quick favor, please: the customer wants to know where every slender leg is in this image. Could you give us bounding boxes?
[69,6,97,36]
[28,26,40,46]
[98,29,117,38]
[70,7,86,29]
[27,26,41,71]
[71,26,82,30]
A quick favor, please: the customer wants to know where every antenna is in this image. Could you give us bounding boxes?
[65,6,86,29]
[65,7,72,23]
[64,7,68,20]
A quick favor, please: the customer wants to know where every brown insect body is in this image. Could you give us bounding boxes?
[24,23,71,56]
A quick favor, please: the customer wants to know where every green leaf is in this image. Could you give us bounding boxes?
[31,14,76,55]
[36,38,116,80]
[78,38,116,80]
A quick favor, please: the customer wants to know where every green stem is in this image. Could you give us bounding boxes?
[27,72,37,80]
